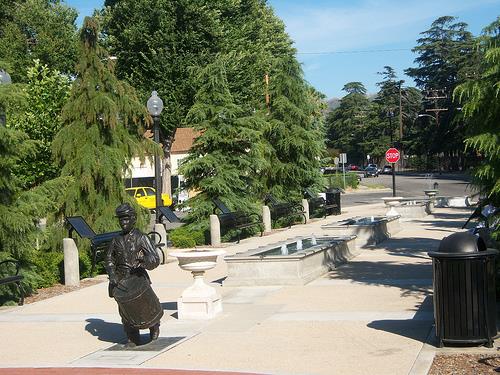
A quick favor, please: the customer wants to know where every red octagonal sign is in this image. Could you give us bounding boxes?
[385,148,400,163]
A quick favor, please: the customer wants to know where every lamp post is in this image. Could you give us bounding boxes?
[0,69,12,126]
[147,91,164,223]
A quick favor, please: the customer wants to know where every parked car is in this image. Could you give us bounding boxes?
[364,166,379,178]
[348,164,360,171]
[125,187,172,209]
[381,165,393,174]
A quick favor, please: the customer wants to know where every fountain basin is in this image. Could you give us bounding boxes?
[397,201,428,218]
[321,215,401,248]
[224,236,357,286]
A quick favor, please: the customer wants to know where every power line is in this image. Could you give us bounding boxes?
[297,48,411,55]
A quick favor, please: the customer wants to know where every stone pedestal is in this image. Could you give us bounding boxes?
[209,214,221,246]
[63,238,80,286]
[170,249,226,320]
[381,197,403,217]
[424,190,438,213]
[177,272,222,320]
[263,205,272,234]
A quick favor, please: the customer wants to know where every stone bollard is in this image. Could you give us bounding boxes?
[154,223,168,264]
[63,238,80,287]
[263,205,272,234]
[302,199,310,223]
[210,214,221,247]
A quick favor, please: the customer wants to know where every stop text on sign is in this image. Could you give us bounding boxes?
[385,148,400,163]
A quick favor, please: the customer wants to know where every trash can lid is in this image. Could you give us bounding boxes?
[437,232,487,253]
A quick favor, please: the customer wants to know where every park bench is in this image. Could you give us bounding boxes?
[263,193,306,226]
[212,198,263,243]
[157,206,185,230]
[0,259,24,305]
[65,216,122,275]
[304,188,338,217]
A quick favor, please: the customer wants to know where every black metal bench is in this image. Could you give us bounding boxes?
[65,216,122,275]
[263,193,306,226]
[157,206,185,230]
[0,259,24,305]
[304,188,338,217]
[212,199,263,243]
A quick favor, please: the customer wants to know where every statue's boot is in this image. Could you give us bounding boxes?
[124,324,141,347]
[150,323,160,341]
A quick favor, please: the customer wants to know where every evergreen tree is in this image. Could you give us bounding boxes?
[0,115,73,303]
[325,82,372,165]
[454,17,500,205]
[179,57,266,223]
[52,17,153,234]
[405,16,477,170]
[263,56,324,199]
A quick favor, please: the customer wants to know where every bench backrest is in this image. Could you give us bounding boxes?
[157,206,181,223]
[304,188,317,199]
[65,216,96,239]
[213,198,232,214]
[263,193,280,206]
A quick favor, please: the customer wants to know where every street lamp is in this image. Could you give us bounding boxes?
[417,113,438,125]
[0,69,12,127]
[147,90,164,223]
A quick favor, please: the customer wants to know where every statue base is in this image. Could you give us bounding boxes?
[177,272,222,319]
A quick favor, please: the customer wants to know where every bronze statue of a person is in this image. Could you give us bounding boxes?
[105,203,163,346]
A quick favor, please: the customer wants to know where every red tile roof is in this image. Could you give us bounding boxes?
[171,127,200,154]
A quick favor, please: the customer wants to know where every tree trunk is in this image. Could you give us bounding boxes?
[162,154,172,202]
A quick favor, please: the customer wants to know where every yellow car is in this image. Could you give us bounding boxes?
[125,187,172,209]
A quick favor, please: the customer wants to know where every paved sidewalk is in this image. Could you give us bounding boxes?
[0,203,495,375]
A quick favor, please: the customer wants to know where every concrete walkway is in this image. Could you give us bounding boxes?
[0,202,494,374]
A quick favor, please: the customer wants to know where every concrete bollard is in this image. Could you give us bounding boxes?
[63,238,80,287]
[302,199,310,223]
[210,214,221,247]
[263,205,272,234]
[153,223,168,264]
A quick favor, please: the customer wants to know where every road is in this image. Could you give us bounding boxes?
[341,172,476,207]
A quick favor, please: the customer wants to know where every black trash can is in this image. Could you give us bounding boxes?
[428,232,498,347]
[325,188,341,215]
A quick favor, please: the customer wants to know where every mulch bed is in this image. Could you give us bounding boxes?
[24,277,106,304]
[429,354,500,374]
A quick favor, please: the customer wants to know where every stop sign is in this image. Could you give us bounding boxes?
[385,148,400,163]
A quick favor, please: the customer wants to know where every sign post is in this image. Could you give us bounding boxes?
[340,153,347,189]
[385,148,400,197]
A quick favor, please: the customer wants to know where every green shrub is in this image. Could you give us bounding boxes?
[29,250,64,288]
[170,226,205,248]
[323,172,359,189]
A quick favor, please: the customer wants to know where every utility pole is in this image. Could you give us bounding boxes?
[423,89,447,126]
[398,82,403,139]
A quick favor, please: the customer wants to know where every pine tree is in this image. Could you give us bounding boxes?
[325,82,372,164]
[179,57,266,224]
[0,117,74,303]
[263,56,324,199]
[454,17,500,206]
[52,17,153,234]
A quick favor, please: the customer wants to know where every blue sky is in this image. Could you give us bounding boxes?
[65,0,499,99]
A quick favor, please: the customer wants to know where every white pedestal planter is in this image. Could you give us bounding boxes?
[381,197,403,217]
[170,249,225,320]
